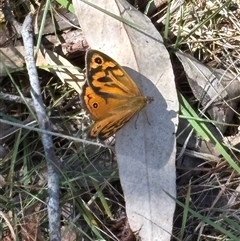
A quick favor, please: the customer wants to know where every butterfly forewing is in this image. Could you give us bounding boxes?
[86,50,142,98]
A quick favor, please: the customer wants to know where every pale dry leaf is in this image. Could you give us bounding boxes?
[41,48,84,94]
[0,46,48,76]
[0,46,26,75]
[175,51,240,133]
[0,46,84,94]
[73,0,178,240]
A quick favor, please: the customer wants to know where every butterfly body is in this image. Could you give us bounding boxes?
[82,49,153,140]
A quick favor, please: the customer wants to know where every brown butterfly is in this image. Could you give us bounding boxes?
[82,49,153,140]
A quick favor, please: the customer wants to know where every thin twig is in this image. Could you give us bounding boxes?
[0,117,113,149]
[0,91,34,107]
[21,13,61,241]
[2,0,22,33]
